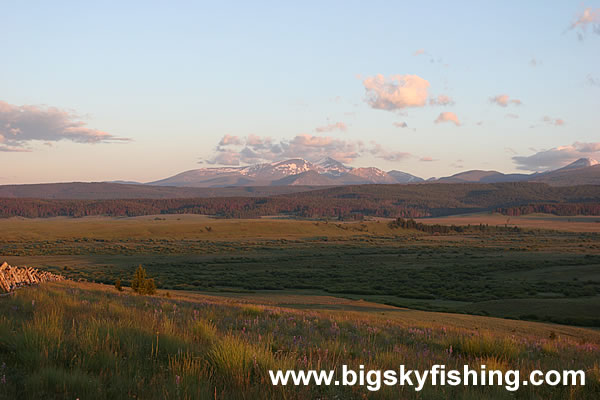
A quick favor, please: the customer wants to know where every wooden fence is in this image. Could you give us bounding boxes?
[0,261,64,294]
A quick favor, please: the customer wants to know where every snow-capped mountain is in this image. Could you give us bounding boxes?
[149,158,423,187]
[147,156,600,188]
[553,157,598,171]
[315,157,353,177]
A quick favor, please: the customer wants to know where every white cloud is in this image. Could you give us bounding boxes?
[393,121,408,128]
[0,100,127,151]
[363,74,430,111]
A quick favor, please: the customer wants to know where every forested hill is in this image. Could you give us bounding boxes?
[0,182,599,219]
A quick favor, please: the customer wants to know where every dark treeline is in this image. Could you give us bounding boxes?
[0,197,427,220]
[497,203,600,216]
[388,217,522,234]
[1,182,599,219]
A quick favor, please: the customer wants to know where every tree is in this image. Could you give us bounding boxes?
[114,278,123,292]
[143,278,156,295]
[131,265,156,295]
[131,265,146,293]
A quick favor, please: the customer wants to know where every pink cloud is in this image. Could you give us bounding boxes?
[363,74,430,111]
[420,156,436,162]
[206,134,413,165]
[393,121,408,128]
[218,134,242,146]
[429,94,455,106]
[315,122,347,133]
[0,100,128,151]
[490,94,521,107]
[434,112,460,126]
[542,116,565,126]
[568,7,600,38]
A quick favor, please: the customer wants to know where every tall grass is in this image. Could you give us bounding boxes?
[0,282,598,399]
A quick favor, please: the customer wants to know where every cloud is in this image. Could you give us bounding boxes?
[363,74,430,111]
[434,112,460,126]
[512,142,600,171]
[413,49,426,56]
[205,134,413,165]
[315,122,347,133]
[205,150,241,166]
[393,121,408,128]
[429,94,455,106]
[369,143,412,161]
[218,134,242,146]
[542,116,565,126]
[489,94,522,107]
[0,100,127,151]
[420,156,436,162]
[529,58,539,67]
[587,74,600,86]
[567,7,600,39]
[505,113,519,119]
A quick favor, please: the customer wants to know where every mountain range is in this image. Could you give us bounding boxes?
[0,158,598,200]
[148,157,599,188]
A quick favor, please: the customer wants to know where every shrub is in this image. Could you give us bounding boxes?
[131,265,156,295]
[114,278,123,292]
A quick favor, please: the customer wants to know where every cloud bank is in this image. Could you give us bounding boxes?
[205,134,413,165]
[512,142,600,171]
[0,100,127,152]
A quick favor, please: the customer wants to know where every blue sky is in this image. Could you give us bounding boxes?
[1,1,599,183]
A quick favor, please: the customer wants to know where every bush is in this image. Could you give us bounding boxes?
[131,265,156,295]
[114,279,123,292]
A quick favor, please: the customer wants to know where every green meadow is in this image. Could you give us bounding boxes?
[1,215,599,398]
[1,215,599,326]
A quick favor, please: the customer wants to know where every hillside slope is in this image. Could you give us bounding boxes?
[1,281,598,399]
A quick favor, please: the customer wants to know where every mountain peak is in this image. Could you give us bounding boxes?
[315,157,352,177]
[559,158,599,171]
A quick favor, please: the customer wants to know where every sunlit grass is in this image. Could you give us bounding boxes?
[0,281,599,399]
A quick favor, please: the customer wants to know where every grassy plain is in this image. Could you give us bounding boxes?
[1,215,599,326]
[0,281,599,399]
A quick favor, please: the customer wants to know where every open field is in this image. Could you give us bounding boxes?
[1,215,599,327]
[0,281,599,399]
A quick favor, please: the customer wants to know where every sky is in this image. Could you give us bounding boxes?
[1,1,599,184]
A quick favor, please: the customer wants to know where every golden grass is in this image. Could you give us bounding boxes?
[1,281,599,399]
[0,215,407,242]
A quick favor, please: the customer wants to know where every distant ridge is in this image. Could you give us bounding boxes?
[148,157,599,188]
[1,158,598,199]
